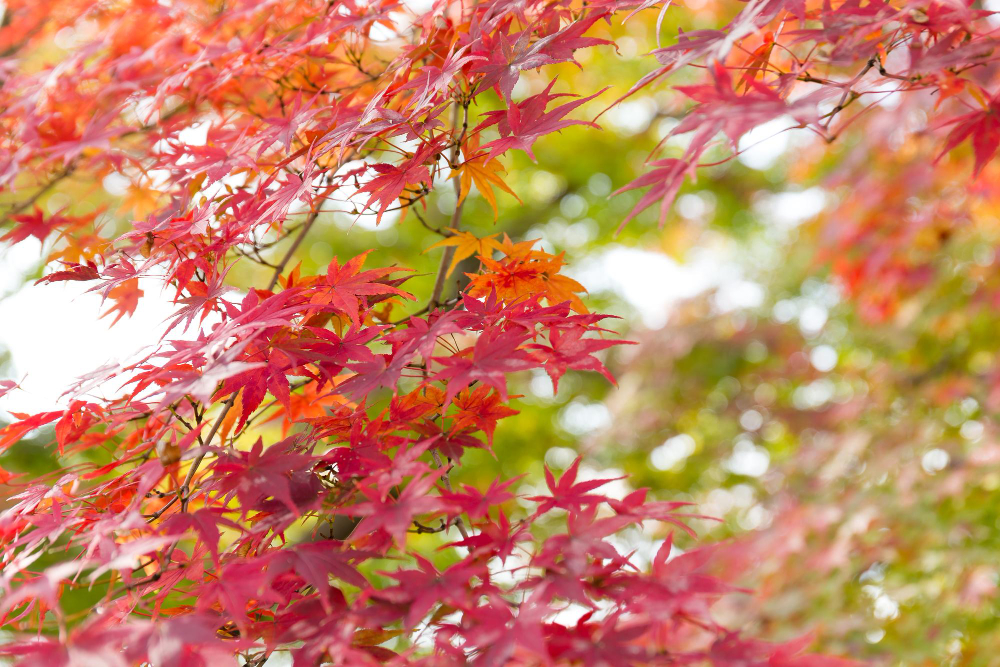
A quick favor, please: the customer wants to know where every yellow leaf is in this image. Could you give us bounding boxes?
[353,628,404,646]
[969,84,990,110]
[188,172,207,197]
[452,156,521,219]
[120,183,163,220]
[218,390,243,443]
[424,228,502,277]
[544,272,588,313]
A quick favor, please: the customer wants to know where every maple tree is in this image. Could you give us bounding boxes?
[2,0,1000,663]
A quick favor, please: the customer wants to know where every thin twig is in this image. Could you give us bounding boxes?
[152,391,236,567]
[388,296,458,326]
[432,449,470,540]
[148,391,237,524]
[3,105,190,223]
[428,100,470,310]
[413,208,452,237]
[4,163,76,220]
[155,200,322,529]
[267,208,321,291]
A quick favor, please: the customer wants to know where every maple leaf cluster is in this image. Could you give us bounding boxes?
[5,0,999,662]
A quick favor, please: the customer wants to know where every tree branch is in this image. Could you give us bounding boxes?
[267,208,321,291]
[428,100,470,310]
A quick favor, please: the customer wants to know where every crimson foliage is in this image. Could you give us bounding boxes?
[0,0,992,663]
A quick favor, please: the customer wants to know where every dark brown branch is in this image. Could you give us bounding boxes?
[267,208,320,291]
[428,100,470,309]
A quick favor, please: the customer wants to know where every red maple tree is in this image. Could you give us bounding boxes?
[0,0,995,663]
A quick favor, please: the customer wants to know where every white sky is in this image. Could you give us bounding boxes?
[0,240,177,415]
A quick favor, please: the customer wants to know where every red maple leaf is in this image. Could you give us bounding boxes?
[937,87,1000,176]
[35,260,101,285]
[213,438,315,516]
[528,457,623,514]
[375,554,485,627]
[475,79,606,161]
[355,139,443,223]
[100,277,144,326]
[317,251,413,326]
[433,328,537,405]
[528,325,627,392]
[439,474,523,520]
[161,508,240,565]
[342,471,445,545]
[449,385,519,446]
[1,207,69,244]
